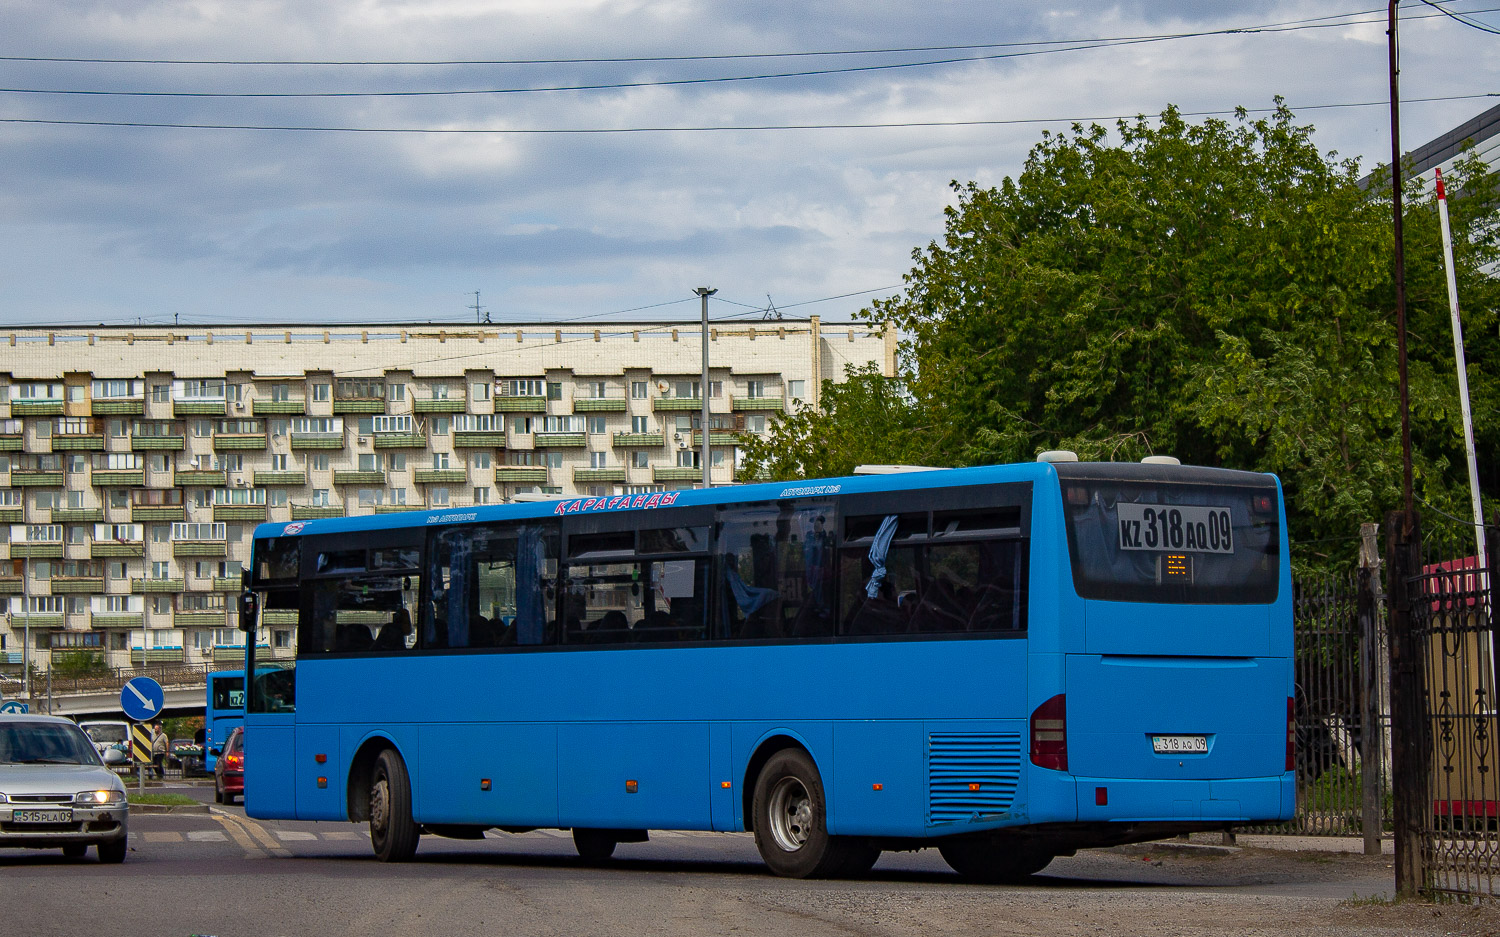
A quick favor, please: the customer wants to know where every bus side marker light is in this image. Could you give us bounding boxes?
[968,783,982,792]
[1096,787,1107,806]
[721,781,732,789]
[481,779,492,791]
[315,753,327,764]
[626,780,639,793]
[872,783,883,791]
[317,777,327,789]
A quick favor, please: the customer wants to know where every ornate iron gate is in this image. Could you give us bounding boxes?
[1410,517,1500,898]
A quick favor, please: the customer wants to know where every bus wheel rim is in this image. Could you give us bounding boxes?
[371,776,389,840]
[767,776,812,852]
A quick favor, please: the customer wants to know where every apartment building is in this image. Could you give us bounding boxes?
[0,319,891,674]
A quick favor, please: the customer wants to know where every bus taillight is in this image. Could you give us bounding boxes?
[1030,694,1068,771]
[1286,697,1295,772]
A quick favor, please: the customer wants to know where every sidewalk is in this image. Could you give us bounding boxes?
[1113,832,1393,858]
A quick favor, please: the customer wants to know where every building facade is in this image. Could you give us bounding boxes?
[0,319,892,673]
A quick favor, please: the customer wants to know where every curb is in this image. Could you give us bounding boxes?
[1108,842,1237,858]
[129,802,211,815]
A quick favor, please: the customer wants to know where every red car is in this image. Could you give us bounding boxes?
[213,726,244,805]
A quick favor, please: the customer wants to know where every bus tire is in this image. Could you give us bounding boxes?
[938,840,1051,883]
[370,749,420,862]
[752,748,858,878]
[573,829,617,864]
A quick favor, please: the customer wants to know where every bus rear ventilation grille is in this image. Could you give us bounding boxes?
[927,732,1021,824]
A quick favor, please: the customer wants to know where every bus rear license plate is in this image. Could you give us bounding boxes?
[12,809,72,823]
[1152,735,1207,754]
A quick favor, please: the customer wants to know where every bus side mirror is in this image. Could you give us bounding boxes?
[239,591,259,632]
[242,568,253,589]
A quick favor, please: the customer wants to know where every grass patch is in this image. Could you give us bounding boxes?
[128,793,199,806]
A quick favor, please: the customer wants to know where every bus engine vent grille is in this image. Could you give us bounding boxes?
[927,732,1021,824]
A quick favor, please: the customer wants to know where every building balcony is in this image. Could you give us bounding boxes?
[612,432,664,448]
[213,645,250,662]
[11,542,64,559]
[130,435,185,451]
[132,505,186,522]
[91,613,144,628]
[90,542,144,558]
[213,505,266,522]
[90,400,144,416]
[11,471,63,486]
[290,434,344,450]
[0,509,22,524]
[212,577,241,592]
[692,431,743,446]
[413,398,466,413]
[0,577,22,594]
[174,470,227,487]
[413,469,467,485]
[50,576,104,593]
[173,540,228,557]
[573,468,626,483]
[453,431,507,448]
[290,504,344,520]
[373,504,419,514]
[253,471,306,487]
[573,398,627,412]
[172,400,226,417]
[263,609,299,625]
[372,433,425,449]
[11,400,64,417]
[132,578,184,593]
[495,467,548,484]
[252,398,306,415]
[213,434,267,451]
[492,396,547,413]
[732,396,785,412]
[652,397,703,412]
[653,467,702,482]
[333,471,386,486]
[51,508,105,523]
[131,648,185,664]
[92,470,144,487]
[13,614,64,627]
[534,433,586,448]
[52,434,105,451]
[0,433,22,451]
[332,398,387,414]
[175,610,228,627]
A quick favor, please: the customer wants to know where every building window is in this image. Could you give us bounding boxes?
[311,489,331,506]
[630,381,648,399]
[371,415,412,434]
[109,490,129,509]
[473,487,490,504]
[190,420,213,437]
[471,452,491,470]
[630,416,650,434]
[150,561,171,579]
[677,450,700,468]
[274,630,292,648]
[710,381,723,398]
[586,416,607,435]
[389,488,407,505]
[512,417,533,435]
[358,489,383,507]
[269,490,288,507]
[787,380,805,400]
[151,596,171,614]
[431,487,450,506]
[432,417,450,436]
[389,453,406,472]
[270,383,290,402]
[674,380,699,399]
[432,452,451,469]
[542,452,563,469]
[590,451,609,468]
[34,421,51,438]
[175,379,225,401]
[336,379,385,400]
[747,414,767,433]
[745,380,765,398]
[311,383,331,401]
[358,453,381,472]
[631,451,650,468]
[582,381,607,399]
[388,383,406,401]
[271,453,288,471]
[149,453,170,472]
[108,419,128,438]
[151,384,170,403]
[310,455,329,471]
[501,379,543,398]
[470,382,491,402]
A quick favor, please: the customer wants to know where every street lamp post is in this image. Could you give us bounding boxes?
[694,288,717,489]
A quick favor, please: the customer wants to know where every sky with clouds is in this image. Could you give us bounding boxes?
[0,1,1496,328]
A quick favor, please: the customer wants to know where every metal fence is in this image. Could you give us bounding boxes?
[1411,515,1500,898]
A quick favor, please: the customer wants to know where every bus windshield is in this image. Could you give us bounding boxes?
[1057,464,1280,604]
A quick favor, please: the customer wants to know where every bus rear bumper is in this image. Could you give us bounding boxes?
[1071,773,1294,824]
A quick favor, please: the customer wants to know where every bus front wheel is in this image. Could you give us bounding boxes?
[370,749,420,862]
[938,839,1052,883]
[752,748,869,878]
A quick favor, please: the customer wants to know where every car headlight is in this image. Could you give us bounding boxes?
[75,789,125,806]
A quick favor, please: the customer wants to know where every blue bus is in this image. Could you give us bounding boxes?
[205,669,245,773]
[240,459,1292,880]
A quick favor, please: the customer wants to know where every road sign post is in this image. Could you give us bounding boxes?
[121,677,165,792]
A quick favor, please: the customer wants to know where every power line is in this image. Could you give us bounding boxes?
[1413,0,1500,34]
[2,6,1479,68]
[1,92,1491,135]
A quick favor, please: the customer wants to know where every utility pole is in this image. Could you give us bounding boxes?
[694,288,716,489]
[472,291,489,325]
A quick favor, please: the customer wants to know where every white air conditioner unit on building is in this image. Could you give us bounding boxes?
[233,402,245,411]
[672,433,682,441]
[235,479,249,487]
[357,436,368,444]
[677,441,691,450]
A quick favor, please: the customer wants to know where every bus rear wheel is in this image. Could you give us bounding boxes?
[573,829,617,864]
[752,748,869,878]
[938,839,1052,883]
[370,749,420,862]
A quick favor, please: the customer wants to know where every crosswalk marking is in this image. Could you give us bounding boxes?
[188,830,227,842]
[321,831,362,841]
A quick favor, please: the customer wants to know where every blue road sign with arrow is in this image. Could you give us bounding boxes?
[0,700,27,714]
[121,676,164,722]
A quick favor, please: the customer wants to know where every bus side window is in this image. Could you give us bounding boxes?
[716,501,835,641]
[429,523,558,650]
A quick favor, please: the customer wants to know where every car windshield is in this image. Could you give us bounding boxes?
[0,723,103,765]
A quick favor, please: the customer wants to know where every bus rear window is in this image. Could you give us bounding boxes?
[1059,474,1280,604]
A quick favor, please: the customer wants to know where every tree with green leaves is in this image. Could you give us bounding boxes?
[741,102,1498,557]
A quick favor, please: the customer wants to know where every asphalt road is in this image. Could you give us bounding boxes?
[4,784,1496,937]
